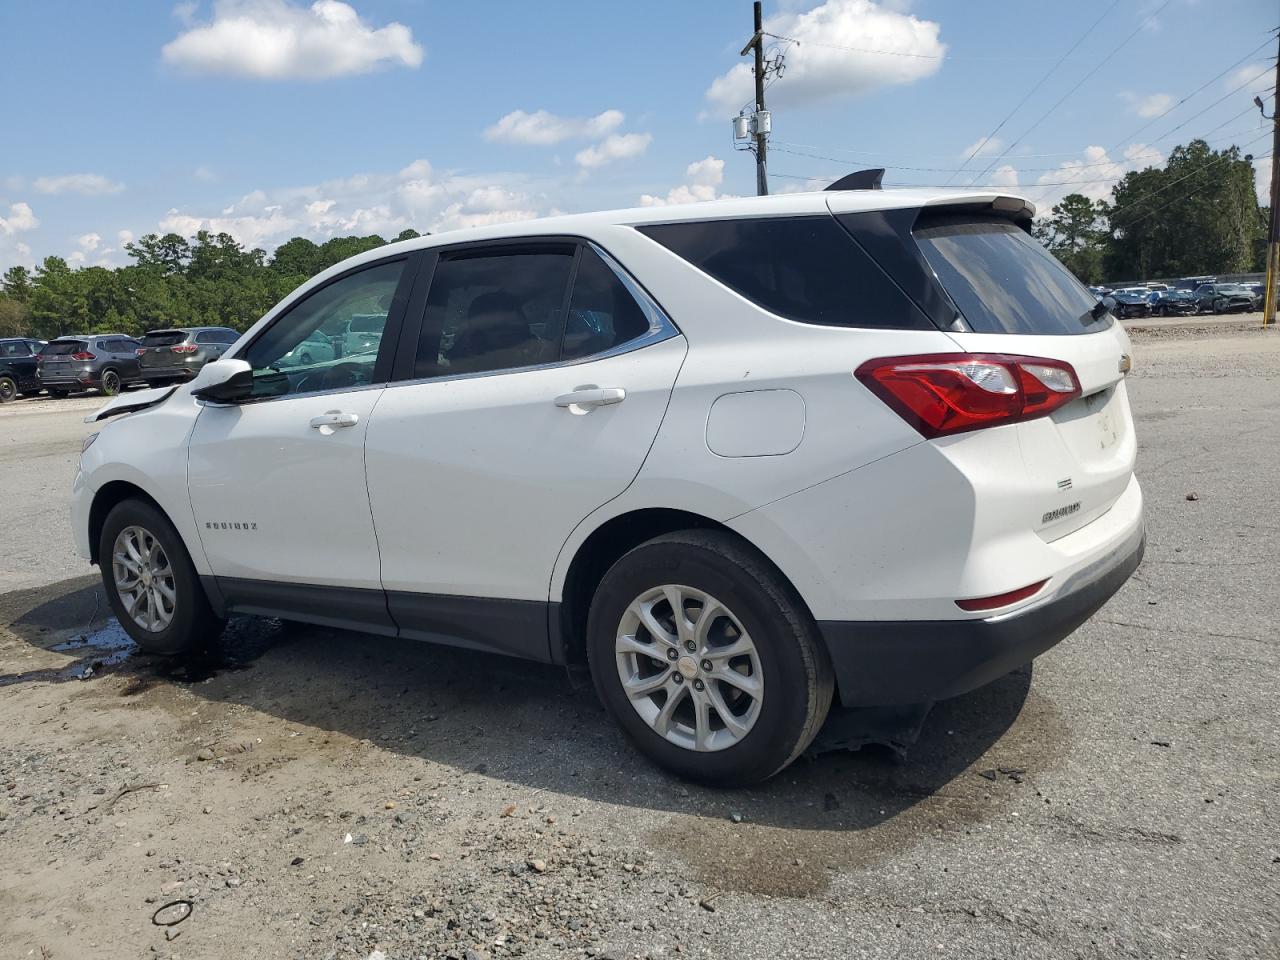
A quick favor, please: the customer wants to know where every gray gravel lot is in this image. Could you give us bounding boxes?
[0,326,1276,960]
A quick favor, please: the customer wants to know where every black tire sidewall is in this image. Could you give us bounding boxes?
[587,537,824,785]
[99,499,217,655]
[101,370,121,395]
[0,376,16,403]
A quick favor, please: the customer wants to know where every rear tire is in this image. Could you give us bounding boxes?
[101,369,122,396]
[98,498,225,656]
[0,376,17,403]
[586,529,834,786]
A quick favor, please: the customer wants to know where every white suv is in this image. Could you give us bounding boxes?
[73,187,1144,785]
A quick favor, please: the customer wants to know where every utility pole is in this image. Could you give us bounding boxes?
[1263,28,1280,328]
[739,1,770,196]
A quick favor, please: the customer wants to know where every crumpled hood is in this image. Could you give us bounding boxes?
[84,385,179,423]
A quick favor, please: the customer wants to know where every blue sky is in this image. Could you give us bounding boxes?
[0,0,1274,271]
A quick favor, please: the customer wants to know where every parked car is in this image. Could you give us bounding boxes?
[136,327,240,385]
[37,334,143,396]
[1108,288,1150,319]
[338,313,386,358]
[275,329,336,368]
[1246,283,1265,311]
[0,338,46,403]
[74,188,1144,785]
[1191,282,1254,314]
[1148,289,1197,316]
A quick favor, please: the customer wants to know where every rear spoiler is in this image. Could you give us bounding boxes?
[84,385,178,423]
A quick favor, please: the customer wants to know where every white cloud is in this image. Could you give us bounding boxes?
[117,229,135,247]
[150,157,555,250]
[1121,91,1174,118]
[1228,63,1273,98]
[162,0,424,80]
[485,109,624,146]
[959,136,1004,160]
[77,232,102,252]
[1034,143,1165,210]
[989,165,1019,187]
[193,165,218,182]
[1254,157,1270,205]
[639,155,734,207]
[575,132,652,170]
[0,202,39,235]
[33,173,125,196]
[704,0,944,114]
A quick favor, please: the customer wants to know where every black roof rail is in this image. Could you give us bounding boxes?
[824,168,884,191]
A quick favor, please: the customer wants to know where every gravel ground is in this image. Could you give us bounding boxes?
[0,327,1277,960]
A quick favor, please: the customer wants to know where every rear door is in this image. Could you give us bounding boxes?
[364,240,685,659]
[908,214,1135,539]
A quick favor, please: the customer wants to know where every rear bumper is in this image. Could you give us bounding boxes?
[141,369,195,383]
[820,524,1145,707]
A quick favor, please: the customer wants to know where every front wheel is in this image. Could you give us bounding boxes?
[0,375,17,403]
[99,498,225,655]
[100,369,122,395]
[586,530,833,785]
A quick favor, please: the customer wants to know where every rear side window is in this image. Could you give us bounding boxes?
[914,218,1104,336]
[563,248,654,360]
[415,248,575,379]
[0,341,31,358]
[638,216,932,330]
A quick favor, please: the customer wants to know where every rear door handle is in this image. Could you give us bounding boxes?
[309,411,359,429]
[554,385,626,413]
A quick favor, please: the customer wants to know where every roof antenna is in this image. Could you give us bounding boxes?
[825,168,884,191]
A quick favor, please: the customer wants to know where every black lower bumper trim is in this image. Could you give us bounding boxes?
[820,530,1145,707]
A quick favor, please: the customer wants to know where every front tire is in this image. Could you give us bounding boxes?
[586,530,833,786]
[100,369,122,395]
[98,498,225,655]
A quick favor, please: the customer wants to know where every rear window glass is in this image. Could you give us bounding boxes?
[348,314,385,333]
[143,331,188,347]
[914,217,1106,336]
[0,341,32,358]
[638,216,931,330]
[44,340,87,355]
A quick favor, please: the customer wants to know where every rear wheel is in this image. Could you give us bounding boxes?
[101,369,122,395]
[98,498,225,655]
[0,376,17,403]
[586,530,833,785]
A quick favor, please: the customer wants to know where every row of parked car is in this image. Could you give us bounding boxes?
[0,317,389,403]
[1087,279,1265,320]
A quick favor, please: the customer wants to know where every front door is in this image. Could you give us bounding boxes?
[364,242,686,659]
[187,257,413,629]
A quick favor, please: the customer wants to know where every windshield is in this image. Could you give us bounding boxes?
[44,340,87,356]
[914,217,1105,335]
[348,314,385,333]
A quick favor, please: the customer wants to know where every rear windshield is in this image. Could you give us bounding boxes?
[348,314,385,333]
[638,217,932,330]
[142,330,188,347]
[44,340,87,355]
[914,217,1106,336]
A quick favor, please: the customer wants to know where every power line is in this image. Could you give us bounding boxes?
[968,0,1176,185]
[760,31,1048,61]
[1116,152,1272,230]
[946,0,1123,185]
[1107,131,1271,223]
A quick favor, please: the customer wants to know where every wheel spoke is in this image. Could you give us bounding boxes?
[691,691,713,751]
[662,585,694,643]
[635,598,677,647]
[712,666,761,698]
[703,634,754,662]
[707,684,751,739]
[155,578,177,604]
[652,681,688,736]
[623,668,671,699]
[693,600,728,647]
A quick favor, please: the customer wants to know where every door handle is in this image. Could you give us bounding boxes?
[554,385,626,413]
[309,411,359,430]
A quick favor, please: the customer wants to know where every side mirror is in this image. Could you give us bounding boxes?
[191,358,253,403]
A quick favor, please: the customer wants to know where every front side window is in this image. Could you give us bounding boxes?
[414,248,575,379]
[244,259,405,398]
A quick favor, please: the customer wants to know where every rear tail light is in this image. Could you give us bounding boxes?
[171,344,198,354]
[71,352,96,361]
[957,580,1048,612]
[136,348,147,356]
[854,353,1081,438]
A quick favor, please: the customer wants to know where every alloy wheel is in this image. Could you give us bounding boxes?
[615,584,764,752]
[112,525,177,632]
[102,371,121,395]
[0,377,16,403]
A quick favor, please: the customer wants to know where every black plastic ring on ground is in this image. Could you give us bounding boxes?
[152,899,193,927]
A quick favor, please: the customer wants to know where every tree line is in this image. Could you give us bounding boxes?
[0,137,1270,339]
[1032,139,1268,284]
[0,228,421,340]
